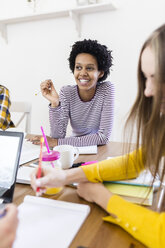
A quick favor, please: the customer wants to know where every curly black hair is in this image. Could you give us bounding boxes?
[68,39,113,82]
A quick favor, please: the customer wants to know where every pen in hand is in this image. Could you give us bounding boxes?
[36,137,44,196]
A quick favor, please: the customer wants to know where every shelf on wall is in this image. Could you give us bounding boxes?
[0,2,117,42]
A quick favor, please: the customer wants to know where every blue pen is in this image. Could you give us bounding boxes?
[0,205,6,218]
[0,210,6,218]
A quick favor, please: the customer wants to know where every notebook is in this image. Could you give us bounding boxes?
[13,195,90,248]
[19,139,45,165]
[0,131,23,205]
[16,166,35,184]
[104,183,153,206]
[76,145,97,154]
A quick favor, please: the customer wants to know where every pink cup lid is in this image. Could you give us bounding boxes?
[42,151,60,161]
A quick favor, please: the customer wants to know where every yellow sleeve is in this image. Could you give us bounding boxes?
[103,195,165,248]
[81,148,145,182]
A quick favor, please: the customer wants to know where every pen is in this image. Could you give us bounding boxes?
[0,205,6,218]
[36,137,44,196]
[0,210,6,218]
[35,85,51,96]
[81,161,98,166]
[35,90,41,96]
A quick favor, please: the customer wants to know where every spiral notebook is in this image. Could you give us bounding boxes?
[13,195,90,248]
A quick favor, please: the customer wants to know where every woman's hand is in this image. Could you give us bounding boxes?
[0,204,18,248]
[40,79,59,107]
[30,167,67,195]
[28,135,58,148]
[31,166,88,196]
[77,182,113,211]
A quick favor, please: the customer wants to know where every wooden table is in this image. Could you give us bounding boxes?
[14,142,147,248]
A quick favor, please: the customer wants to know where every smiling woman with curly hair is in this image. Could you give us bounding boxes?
[30,39,115,147]
[68,39,112,82]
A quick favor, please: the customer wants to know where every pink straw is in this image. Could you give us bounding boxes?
[40,126,54,168]
[40,126,50,153]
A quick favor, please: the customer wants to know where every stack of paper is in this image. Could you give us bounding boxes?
[106,170,160,187]
[104,170,160,206]
[104,183,153,206]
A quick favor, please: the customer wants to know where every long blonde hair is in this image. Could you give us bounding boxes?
[124,24,165,195]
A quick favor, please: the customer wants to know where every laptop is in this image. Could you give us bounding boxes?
[0,131,23,209]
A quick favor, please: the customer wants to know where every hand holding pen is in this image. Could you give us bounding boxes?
[40,79,60,107]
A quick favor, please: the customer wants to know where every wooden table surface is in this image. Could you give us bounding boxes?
[14,142,147,248]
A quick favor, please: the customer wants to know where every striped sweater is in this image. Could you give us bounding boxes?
[49,81,115,146]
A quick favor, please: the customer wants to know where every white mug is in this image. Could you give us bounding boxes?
[53,145,79,169]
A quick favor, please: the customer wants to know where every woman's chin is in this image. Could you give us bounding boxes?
[78,84,90,90]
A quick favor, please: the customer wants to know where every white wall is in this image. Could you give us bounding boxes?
[0,0,165,141]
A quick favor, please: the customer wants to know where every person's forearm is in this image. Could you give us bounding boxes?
[51,101,59,108]
[65,167,88,184]
[94,188,113,211]
[58,133,108,146]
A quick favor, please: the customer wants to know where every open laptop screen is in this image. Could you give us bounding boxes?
[0,131,23,203]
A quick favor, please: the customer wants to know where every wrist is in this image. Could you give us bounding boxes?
[65,167,88,185]
[50,100,60,108]
[94,186,113,211]
[51,103,59,108]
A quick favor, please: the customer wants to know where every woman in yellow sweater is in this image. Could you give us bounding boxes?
[31,23,165,248]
